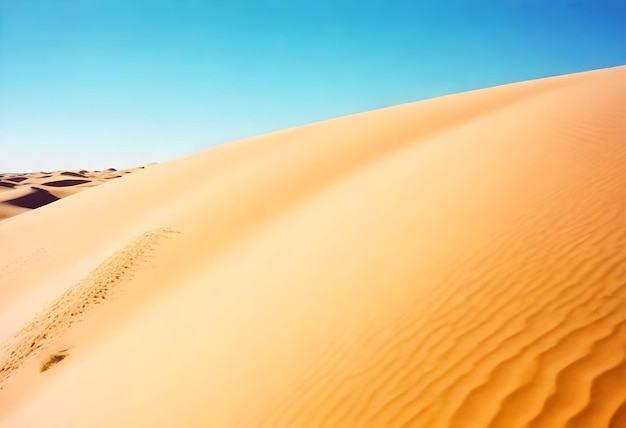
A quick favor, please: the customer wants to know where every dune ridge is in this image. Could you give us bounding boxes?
[0,65,624,427]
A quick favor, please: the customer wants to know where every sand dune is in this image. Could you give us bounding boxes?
[0,168,142,220]
[0,65,625,427]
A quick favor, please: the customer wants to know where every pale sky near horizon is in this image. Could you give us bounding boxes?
[1,0,625,172]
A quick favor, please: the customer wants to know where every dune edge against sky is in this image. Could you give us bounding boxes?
[0,64,625,427]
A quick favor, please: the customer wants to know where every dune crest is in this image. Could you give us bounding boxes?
[0,65,625,427]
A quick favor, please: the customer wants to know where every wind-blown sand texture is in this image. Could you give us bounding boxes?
[0,168,142,220]
[0,65,624,427]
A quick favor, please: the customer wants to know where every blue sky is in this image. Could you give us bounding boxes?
[1,0,625,171]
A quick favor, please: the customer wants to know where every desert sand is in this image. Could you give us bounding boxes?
[0,65,624,427]
[0,168,142,221]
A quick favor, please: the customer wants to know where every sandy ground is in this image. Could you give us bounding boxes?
[0,168,143,221]
[0,65,624,427]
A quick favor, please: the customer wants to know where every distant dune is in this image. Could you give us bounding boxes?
[0,65,624,427]
[0,168,142,220]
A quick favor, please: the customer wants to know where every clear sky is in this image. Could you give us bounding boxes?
[1,0,625,172]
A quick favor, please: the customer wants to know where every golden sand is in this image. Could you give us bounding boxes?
[0,65,624,427]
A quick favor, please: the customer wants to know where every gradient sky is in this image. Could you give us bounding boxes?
[1,0,625,171]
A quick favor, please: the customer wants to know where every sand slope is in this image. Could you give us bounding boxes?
[0,168,142,220]
[0,65,624,427]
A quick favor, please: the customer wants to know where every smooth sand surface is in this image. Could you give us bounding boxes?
[0,168,142,220]
[0,65,625,427]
